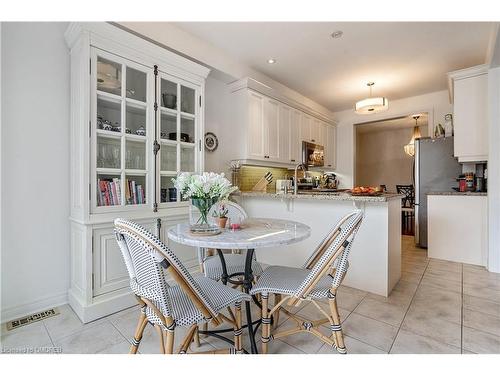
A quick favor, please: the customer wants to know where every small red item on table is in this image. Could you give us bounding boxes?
[231,223,241,230]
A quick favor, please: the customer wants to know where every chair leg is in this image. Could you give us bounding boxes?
[165,328,175,354]
[155,325,166,354]
[273,294,282,326]
[234,302,243,353]
[328,290,346,354]
[193,325,201,348]
[129,311,148,354]
[261,293,271,354]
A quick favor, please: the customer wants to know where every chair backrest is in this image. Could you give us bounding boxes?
[114,218,219,322]
[209,200,248,222]
[294,211,364,300]
[396,184,414,208]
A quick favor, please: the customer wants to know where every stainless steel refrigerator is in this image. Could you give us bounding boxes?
[414,137,461,248]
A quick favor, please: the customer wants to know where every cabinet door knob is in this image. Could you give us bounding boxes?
[291,159,295,162]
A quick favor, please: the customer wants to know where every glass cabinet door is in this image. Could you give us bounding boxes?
[93,49,150,210]
[157,73,199,204]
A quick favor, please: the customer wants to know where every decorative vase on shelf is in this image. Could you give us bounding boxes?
[189,197,220,234]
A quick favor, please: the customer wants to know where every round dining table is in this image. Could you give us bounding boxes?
[167,218,311,354]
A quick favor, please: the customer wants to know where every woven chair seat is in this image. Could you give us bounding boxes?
[145,275,251,328]
[251,265,334,299]
[204,253,263,281]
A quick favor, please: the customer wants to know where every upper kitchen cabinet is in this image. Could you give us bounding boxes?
[448,64,489,162]
[230,77,336,167]
[324,125,337,169]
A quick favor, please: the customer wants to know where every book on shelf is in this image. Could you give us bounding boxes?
[126,179,146,205]
[97,177,121,206]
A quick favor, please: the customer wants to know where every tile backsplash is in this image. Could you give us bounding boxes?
[236,165,322,192]
[237,165,290,192]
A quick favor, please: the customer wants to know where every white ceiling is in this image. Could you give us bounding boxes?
[355,113,429,134]
[174,22,494,112]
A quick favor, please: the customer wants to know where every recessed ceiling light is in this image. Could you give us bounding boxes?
[331,30,343,39]
[267,58,276,64]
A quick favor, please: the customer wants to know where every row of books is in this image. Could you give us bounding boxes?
[125,179,146,205]
[97,178,146,206]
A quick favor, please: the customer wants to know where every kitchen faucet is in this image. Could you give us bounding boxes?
[294,163,308,195]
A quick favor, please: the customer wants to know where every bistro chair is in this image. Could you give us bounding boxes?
[114,218,251,354]
[198,201,263,282]
[396,184,415,235]
[250,211,364,354]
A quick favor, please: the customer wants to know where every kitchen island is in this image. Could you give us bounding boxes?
[233,191,402,296]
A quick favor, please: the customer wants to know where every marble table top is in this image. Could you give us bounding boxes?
[167,218,311,249]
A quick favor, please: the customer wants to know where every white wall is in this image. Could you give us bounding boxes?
[488,66,500,273]
[1,22,70,321]
[204,75,234,174]
[334,90,452,188]
[356,125,428,191]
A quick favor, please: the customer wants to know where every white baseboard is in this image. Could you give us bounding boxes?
[1,291,68,324]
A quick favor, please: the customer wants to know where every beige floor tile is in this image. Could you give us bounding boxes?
[420,274,462,293]
[463,309,500,337]
[316,335,386,354]
[400,271,422,284]
[401,305,461,347]
[137,323,217,354]
[464,275,500,291]
[464,284,500,302]
[44,304,106,342]
[392,279,419,295]
[97,340,133,354]
[267,339,306,354]
[390,329,460,354]
[428,258,462,272]
[424,267,462,282]
[342,313,398,352]
[271,318,328,354]
[54,320,127,354]
[354,298,408,327]
[335,288,366,311]
[463,295,500,318]
[0,321,52,350]
[108,305,146,341]
[462,327,500,354]
[402,262,427,275]
[365,290,414,308]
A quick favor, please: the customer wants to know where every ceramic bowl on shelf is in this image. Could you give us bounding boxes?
[125,128,132,134]
[162,93,176,109]
[136,126,146,136]
[102,122,113,131]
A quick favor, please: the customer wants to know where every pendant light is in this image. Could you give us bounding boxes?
[355,82,389,114]
[404,115,422,157]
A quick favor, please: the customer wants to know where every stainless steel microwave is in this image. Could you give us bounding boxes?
[302,141,324,167]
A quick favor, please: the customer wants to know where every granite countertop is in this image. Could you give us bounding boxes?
[427,191,487,196]
[235,191,404,202]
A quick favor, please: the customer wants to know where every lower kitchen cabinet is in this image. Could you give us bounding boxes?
[428,194,487,266]
[69,214,197,323]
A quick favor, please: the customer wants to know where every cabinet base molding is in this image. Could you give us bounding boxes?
[68,287,136,323]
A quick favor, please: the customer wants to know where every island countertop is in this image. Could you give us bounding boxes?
[235,191,403,202]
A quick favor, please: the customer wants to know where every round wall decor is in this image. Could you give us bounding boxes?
[204,132,219,152]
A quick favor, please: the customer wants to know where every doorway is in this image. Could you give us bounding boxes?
[354,113,429,239]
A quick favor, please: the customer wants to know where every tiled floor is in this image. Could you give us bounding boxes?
[2,235,500,354]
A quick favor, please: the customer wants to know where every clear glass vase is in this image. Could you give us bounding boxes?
[189,197,220,234]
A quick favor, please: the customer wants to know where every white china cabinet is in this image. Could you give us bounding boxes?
[229,78,336,169]
[66,23,209,322]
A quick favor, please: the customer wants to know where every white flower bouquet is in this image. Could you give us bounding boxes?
[173,172,237,232]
